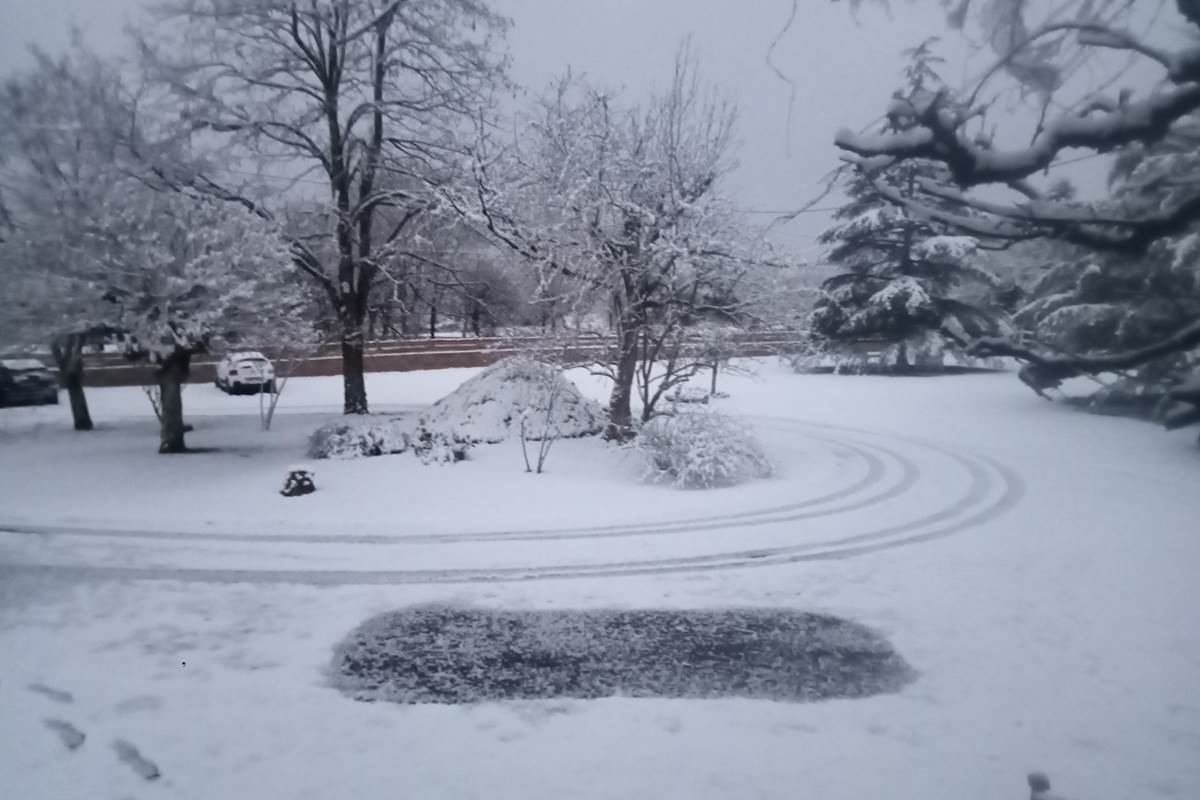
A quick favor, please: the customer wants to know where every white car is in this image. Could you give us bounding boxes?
[215,352,276,394]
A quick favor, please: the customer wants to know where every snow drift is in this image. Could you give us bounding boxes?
[420,357,605,443]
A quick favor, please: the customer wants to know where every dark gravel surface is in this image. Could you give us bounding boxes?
[331,606,914,705]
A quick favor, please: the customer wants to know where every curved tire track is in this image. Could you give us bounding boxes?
[0,420,1022,585]
[0,429,904,546]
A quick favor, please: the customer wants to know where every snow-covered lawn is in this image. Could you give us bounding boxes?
[1,362,1198,800]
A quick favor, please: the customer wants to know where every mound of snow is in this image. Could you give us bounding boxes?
[307,415,413,460]
[420,358,604,444]
[638,410,773,489]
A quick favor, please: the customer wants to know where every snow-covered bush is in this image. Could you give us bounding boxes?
[671,386,711,405]
[638,411,773,489]
[412,428,472,465]
[420,357,604,444]
[307,416,413,460]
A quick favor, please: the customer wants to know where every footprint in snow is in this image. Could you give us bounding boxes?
[43,719,86,750]
[28,683,74,704]
[114,739,161,781]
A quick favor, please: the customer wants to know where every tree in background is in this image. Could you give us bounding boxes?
[448,53,782,438]
[813,39,1008,370]
[0,42,133,429]
[90,186,309,452]
[140,0,509,414]
[831,1,1200,413]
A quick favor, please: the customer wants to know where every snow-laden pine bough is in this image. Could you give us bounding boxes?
[824,1,1200,441]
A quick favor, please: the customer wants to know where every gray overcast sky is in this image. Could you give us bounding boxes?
[0,0,1177,255]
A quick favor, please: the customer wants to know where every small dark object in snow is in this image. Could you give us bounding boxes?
[1028,772,1069,800]
[44,718,85,750]
[114,739,160,781]
[280,467,316,497]
[331,606,914,705]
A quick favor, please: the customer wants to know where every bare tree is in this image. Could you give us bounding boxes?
[140,0,508,413]
[0,42,134,430]
[74,183,306,452]
[444,51,772,439]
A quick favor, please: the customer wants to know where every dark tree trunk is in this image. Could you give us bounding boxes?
[471,304,482,337]
[51,333,92,431]
[605,320,640,441]
[711,361,719,395]
[341,310,369,415]
[429,298,437,339]
[397,282,413,337]
[64,370,91,430]
[156,350,191,454]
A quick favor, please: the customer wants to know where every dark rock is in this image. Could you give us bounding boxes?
[280,467,316,497]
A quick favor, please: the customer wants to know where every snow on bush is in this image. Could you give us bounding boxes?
[307,416,413,460]
[671,386,712,405]
[412,428,472,465]
[638,410,773,489]
[420,357,604,444]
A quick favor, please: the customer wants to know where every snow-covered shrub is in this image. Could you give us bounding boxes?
[671,386,711,405]
[420,357,604,444]
[307,416,413,460]
[638,410,773,489]
[412,427,472,465]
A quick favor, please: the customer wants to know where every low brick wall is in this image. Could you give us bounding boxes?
[76,334,806,388]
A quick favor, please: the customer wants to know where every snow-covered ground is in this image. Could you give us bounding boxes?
[1,362,1198,800]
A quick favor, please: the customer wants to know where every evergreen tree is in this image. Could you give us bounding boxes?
[1010,125,1200,415]
[812,39,1008,370]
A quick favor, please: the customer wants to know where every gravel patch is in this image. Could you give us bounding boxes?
[331,605,914,705]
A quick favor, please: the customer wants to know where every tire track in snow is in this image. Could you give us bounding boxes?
[0,431,910,545]
[0,421,1022,584]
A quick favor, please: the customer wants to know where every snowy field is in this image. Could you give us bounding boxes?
[1,361,1199,800]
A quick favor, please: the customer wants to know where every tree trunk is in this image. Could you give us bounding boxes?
[341,335,368,416]
[64,370,92,431]
[895,339,910,373]
[398,285,411,336]
[605,320,639,441]
[156,350,191,454]
[428,297,438,339]
[336,290,370,414]
[711,361,719,395]
[52,333,93,431]
[471,304,482,337]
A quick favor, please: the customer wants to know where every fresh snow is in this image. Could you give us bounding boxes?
[420,357,605,443]
[1,362,1199,800]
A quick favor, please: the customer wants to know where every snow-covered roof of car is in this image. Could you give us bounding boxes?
[227,351,269,361]
[0,358,50,370]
